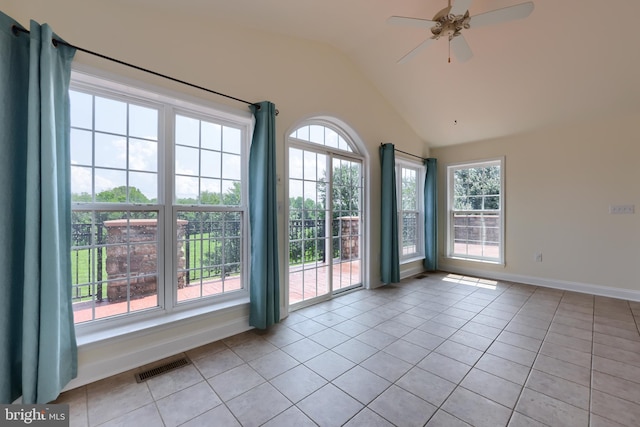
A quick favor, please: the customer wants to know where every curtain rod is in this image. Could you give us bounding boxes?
[380,143,427,161]
[11,25,278,115]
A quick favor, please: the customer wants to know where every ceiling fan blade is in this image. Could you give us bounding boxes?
[450,0,473,17]
[451,34,473,62]
[398,37,437,64]
[387,16,438,29]
[469,1,534,29]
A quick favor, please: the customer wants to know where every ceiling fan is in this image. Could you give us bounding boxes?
[388,0,534,63]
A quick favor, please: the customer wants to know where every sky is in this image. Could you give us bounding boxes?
[69,90,242,202]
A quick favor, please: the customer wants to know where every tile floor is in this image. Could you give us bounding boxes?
[55,272,640,426]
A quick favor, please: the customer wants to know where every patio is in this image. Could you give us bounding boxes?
[72,259,361,323]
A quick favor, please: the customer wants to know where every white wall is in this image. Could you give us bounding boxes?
[432,111,640,300]
[2,0,427,388]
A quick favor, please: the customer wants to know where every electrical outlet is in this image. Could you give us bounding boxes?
[535,252,542,262]
[609,205,635,214]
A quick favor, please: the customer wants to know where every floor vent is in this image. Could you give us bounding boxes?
[415,274,427,279]
[135,356,191,383]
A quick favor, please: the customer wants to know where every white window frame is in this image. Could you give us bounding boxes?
[285,118,368,310]
[446,157,505,265]
[396,158,425,263]
[70,67,252,339]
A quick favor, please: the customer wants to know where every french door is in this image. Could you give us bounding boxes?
[288,145,363,307]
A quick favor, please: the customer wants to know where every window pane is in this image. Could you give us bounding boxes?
[316,154,327,182]
[129,171,156,202]
[338,136,351,152]
[70,94,160,205]
[325,128,339,148]
[176,114,244,206]
[484,195,500,210]
[129,104,158,140]
[309,125,324,144]
[129,139,158,172]
[95,97,127,135]
[71,166,93,202]
[176,146,199,175]
[222,181,241,205]
[70,90,93,129]
[289,148,303,179]
[177,210,243,302]
[202,122,221,151]
[71,211,160,323]
[95,169,127,201]
[175,115,200,147]
[70,129,92,166]
[402,212,418,256]
[454,196,470,210]
[201,178,221,205]
[95,133,126,169]
[297,126,309,141]
[304,181,317,208]
[402,168,417,211]
[222,153,242,180]
[176,176,199,203]
[289,179,303,208]
[223,126,241,154]
[303,151,317,181]
[201,150,221,178]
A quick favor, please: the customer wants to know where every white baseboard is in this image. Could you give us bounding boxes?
[63,311,252,391]
[440,263,640,302]
[400,264,426,281]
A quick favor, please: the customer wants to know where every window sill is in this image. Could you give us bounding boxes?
[446,256,504,266]
[75,295,250,348]
[401,255,425,265]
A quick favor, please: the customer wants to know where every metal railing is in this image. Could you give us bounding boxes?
[71,223,105,302]
[183,218,242,284]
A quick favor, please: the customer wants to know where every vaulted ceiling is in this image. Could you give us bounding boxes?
[124,0,640,146]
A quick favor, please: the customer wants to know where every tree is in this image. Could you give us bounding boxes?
[317,164,360,218]
[453,166,500,210]
[289,196,324,220]
[94,186,151,203]
[401,171,417,210]
[72,192,92,203]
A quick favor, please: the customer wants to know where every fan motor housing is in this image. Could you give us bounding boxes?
[431,8,470,39]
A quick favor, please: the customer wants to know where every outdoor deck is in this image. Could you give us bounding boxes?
[72,260,361,323]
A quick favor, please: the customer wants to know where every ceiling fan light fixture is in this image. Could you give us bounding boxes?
[388,0,535,63]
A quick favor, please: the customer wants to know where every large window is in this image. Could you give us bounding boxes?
[69,72,251,325]
[447,158,504,263]
[396,160,425,261]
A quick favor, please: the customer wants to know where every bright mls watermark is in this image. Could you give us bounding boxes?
[0,405,69,426]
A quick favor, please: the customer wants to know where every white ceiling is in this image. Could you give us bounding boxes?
[125,0,640,147]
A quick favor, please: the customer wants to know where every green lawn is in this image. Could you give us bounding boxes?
[71,233,237,302]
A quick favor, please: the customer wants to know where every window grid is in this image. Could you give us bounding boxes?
[69,77,250,326]
[396,163,424,260]
[175,114,242,206]
[290,124,353,152]
[287,124,364,307]
[448,160,503,263]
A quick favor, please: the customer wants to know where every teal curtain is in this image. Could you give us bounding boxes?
[379,143,400,283]
[424,158,438,271]
[248,101,280,329]
[0,13,77,404]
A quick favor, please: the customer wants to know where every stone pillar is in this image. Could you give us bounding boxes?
[340,216,359,260]
[104,219,187,302]
[176,220,187,289]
